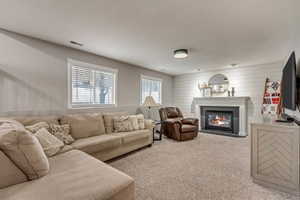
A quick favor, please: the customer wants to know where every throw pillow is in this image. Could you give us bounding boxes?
[0,127,50,180]
[0,119,25,130]
[136,114,145,129]
[128,115,139,130]
[103,112,127,133]
[35,128,64,157]
[25,122,49,133]
[113,116,133,132]
[49,124,74,145]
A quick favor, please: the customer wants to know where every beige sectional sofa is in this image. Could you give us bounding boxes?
[0,112,153,200]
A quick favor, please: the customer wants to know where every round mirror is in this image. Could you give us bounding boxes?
[208,74,229,93]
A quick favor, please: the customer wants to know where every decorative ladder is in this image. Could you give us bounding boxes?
[261,78,281,115]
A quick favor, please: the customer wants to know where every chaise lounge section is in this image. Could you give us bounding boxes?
[0,112,153,200]
[0,150,135,200]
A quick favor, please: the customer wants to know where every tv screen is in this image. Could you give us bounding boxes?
[281,52,297,110]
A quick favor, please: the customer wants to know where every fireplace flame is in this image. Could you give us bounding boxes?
[211,115,226,125]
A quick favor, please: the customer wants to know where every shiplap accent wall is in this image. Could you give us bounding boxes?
[173,61,284,125]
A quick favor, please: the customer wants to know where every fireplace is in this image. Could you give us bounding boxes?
[201,106,240,136]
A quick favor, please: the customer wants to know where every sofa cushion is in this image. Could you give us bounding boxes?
[0,150,135,200]
[57,145,73,155]
[61,113,105,139]
[103,112,127,133]
[144,119,154,130]
[136,114,145,129]
[0,128,49,180]
[71,134,122,154]
[35,128,64,157]
[181,124,198,133]
[0,151,28,189]
[115,129,151,144]
[12,116,59,126]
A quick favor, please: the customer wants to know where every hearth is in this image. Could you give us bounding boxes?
[200,106,240,136]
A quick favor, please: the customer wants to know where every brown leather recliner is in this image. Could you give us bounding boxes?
[159,107,199,141]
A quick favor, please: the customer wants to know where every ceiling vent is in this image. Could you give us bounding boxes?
[70,41,83,46]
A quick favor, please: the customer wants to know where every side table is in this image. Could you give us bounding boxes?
[153,121,162,142]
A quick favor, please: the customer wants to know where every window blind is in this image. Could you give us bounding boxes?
[141,77,162,104]
[71,65,115,107]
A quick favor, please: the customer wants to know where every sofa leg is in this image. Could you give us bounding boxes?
[148,144,152,147]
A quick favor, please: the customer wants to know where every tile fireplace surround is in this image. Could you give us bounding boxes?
[192,97,250,136]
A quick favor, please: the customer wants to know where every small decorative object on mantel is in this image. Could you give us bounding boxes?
[227,90,231,96]
[198,82,212,97]
[198,82,207,89]
[261,78,281,116]
[231,87,235,96]
[203,87,212,97]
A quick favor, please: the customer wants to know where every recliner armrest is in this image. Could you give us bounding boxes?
[181,118,199,125]
[164,119,182,140]
[165,118,182,123]
[164,119,182,129]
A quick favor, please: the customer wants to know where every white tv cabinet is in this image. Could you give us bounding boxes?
[251,122,300,196]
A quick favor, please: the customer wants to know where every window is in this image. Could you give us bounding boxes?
[141,75,162,104]
[68,59,117,108]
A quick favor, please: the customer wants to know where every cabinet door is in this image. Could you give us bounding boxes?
[251,125,300,191]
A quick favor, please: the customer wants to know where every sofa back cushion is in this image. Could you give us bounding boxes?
[103,112,127,133]
[0,151,28,189]
[166,107,179,118]
[12,116,59,126]
[60,113,105,139]
[128,115,139,130]
[159,107,184,121]
[0,120,50,180]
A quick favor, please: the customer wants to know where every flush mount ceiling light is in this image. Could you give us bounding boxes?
[174,49,188,59]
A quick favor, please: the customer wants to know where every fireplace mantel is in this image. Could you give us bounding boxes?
[192,96,250,136]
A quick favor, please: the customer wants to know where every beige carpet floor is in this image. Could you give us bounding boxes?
[108,133,299,200]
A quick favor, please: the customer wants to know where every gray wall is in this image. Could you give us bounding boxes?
[0,29,173,116]
[173,62,284,124]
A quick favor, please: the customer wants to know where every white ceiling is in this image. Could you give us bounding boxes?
[0,0,295,75]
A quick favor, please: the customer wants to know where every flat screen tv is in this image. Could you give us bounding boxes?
[281,52,297,110]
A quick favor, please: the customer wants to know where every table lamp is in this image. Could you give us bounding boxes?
[142,96,160,119]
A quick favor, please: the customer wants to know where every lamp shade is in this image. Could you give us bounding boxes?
[142,96,160,107]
